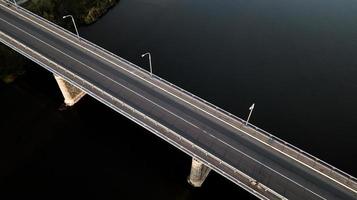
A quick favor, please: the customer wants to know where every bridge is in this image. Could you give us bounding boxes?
[1,1,356,199]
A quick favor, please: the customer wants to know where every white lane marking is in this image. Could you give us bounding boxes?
[0,18,333,200]
[1,4,355,194]
[210,134,328,200]
[0,17,203,134]
[0,31,287,200]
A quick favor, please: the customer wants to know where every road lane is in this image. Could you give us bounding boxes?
[0,4,355,200]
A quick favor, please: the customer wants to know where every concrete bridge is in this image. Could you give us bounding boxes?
[1,1,356,199]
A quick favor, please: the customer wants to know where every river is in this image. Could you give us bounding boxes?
[1,0,357,199]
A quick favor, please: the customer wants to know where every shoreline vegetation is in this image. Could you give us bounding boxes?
[0,0,118,83]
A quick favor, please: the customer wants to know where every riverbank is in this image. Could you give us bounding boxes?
[0,0,118,83]
[0,45,26,83]
[23,0,119,25]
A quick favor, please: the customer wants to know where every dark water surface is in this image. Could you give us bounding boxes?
[1,0,357,199]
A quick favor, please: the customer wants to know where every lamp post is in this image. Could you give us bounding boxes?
[63,15,80,39]
[141,52,153,77]
[246,103,255,125]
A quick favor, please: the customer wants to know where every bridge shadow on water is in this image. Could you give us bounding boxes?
[0,64,256,199]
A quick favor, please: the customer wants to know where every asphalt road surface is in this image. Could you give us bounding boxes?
[0,3,355,200]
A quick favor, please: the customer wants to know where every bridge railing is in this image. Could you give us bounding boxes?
[0,29,287,200]
[5,0,357,187]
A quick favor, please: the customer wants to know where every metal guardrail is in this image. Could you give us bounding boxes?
[3,0,357,186]
[0,30,286,200]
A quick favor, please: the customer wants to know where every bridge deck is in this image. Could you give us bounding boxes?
[0,2,356,199]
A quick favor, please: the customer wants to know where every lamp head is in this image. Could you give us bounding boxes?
[142,52,150,58]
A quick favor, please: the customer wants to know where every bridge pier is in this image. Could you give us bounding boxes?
[187,158,211,187]
[54,75,85,106]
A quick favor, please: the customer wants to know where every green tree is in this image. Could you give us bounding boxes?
[1,0,118,83]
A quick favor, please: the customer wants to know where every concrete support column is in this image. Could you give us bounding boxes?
[187,158,211,187]
[54,75,85,106]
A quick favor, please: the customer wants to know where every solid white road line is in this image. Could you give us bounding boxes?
[0,30,282,200]
[0,17,204,135]
[0,4,355,195]
[0,18,332,199]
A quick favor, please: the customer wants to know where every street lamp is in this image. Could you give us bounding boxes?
[246,103,255,125]
[63,15,80,39]
[141,52,153,77]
